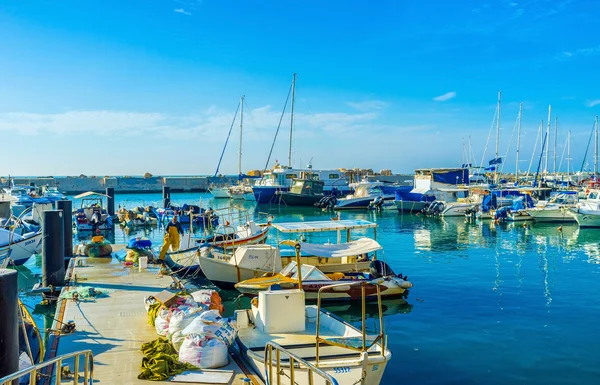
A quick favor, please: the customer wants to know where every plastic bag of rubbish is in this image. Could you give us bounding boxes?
[154,309,170,336]
[181,310,238,347]
[171,330,186,352]
[178,333,228,369]
[190,289,224,314]
[168,307,197,337]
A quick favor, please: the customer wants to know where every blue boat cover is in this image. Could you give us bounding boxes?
[395,189,435,203]
[432,169,469,185]
[128,238,152,249]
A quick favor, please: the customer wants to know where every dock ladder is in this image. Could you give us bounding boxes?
[0,350,93,385]
[264,342,339,385]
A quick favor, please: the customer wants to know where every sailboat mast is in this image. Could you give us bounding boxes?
[545,105,551,175]
[567,130,571,180]
[239,95,244,177]
[594,115,598,175]
[288,73,297,168]
[495,91,501,183]
[553,117,558,178]
[516,103,522,184]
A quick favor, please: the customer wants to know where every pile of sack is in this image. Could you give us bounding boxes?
[125,237,154,264]
[146,289,236,370]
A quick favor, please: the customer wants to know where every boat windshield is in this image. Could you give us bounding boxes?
[549,193,577,205]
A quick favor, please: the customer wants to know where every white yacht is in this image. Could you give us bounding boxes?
[568,189,600,227]
[527,191,578,223]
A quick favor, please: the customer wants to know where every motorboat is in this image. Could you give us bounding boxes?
[527,191,578,223]
[229,184,254,201]
[234,279,393,385]
[235,259,412,301]
[568,189,600,227]
[209,186,231,199]
[277,178,324,206]
[72,191,113,232]
[155,205,219,228]
[334,181,394,210]
[196,219,381,289]
[0,225,42,266]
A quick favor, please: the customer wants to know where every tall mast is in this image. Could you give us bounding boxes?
[545,105,551,175]
[567,130,571,181]
[516,103,522,184]
[553,117,558,178]
[288,73,297,168]
[594,115,598,175]
[495,91,501,184]
[238,95,244,177]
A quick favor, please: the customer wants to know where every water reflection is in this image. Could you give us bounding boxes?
[321,299,413,324]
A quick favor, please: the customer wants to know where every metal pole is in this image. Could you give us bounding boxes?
[545,105,552,175]
[495,91,501,184]
[516,103,522,184]
[56,200,73,257]
[239,95,244,178]
[554,117,558,178]
[42,210,65,288]
[105,187,115,216]
[568,130,571,180]
[595,116,599,176]
[0,269,19,381]
[162,186,171,208]
[288,73,297,168]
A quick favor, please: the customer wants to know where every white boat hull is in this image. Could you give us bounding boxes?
[570,209,600,227]
[394,200,428,213]
[528,208,576,223]
[197,254,273,289]
[440,203,474,217]
[0,231,42,265]
[210,187,231,199]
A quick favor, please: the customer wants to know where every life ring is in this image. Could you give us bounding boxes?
[251,297,258,307]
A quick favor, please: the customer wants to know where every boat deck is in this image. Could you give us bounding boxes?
[50,246,262,384]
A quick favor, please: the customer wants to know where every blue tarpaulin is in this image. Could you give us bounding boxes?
[395,189,435,203]
[432,169,469,185]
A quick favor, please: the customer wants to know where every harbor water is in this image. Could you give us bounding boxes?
[15,192,600,385]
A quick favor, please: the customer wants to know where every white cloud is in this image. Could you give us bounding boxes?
[174,8,192,15]
[557,45,600,60]
[433,91,457,102]
[346,100,390,111]
[586,100,600,107]
[0,107,383,141]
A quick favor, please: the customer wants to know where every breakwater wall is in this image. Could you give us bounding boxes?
[6,176,240,194]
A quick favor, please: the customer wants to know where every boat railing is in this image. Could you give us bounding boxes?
[315,280,386,366]
[0,349,94,385]
[264,341,339,385]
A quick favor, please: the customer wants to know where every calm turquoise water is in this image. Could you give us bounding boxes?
[16,192,600,384]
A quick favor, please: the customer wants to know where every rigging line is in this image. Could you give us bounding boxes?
[499,112,520,174]
[558,135,568,174]
[479,106,498,172]
[214,102,241,177]
[526,121,542,178]
[263,81,293,174]
[580,122,596,173]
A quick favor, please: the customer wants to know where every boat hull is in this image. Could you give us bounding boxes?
[440,203,474,217]
[570,209,600,227]
[277,192,324,206]
[335,196,394,210]
[394,200,429,213]
[253,186,290,204]
[210,187,231,199]
[0,232,42,265]
[528,208,576,223]
[197,255,272,289]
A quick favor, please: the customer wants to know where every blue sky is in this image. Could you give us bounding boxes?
[1,0,599,176]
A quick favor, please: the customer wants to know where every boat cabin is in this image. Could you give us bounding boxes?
[289,178,324,195]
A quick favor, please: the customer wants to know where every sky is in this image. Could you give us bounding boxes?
[1,0,600,176]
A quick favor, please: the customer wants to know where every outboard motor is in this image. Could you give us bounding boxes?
[370,260,397,278]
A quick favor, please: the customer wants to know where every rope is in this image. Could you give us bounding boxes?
[262,81,293,174]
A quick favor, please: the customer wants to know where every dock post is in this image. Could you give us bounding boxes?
[56,200,73,257]
[106,187,115,216]
[0,269,19,380]
[163,186,171,208]
[42,210,65,288]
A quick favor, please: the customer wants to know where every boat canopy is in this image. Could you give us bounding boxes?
[298,237,381,258]
[74,191,111,199]
[273,219,376,233]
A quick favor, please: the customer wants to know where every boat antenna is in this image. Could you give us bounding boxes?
[262,77,294,174]
[214,101,240,177]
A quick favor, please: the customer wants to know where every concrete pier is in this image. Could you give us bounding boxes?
[51,250,262,384]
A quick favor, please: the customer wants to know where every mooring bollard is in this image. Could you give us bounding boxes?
[163,186,171,208]
[56,200,73,257]
[106,187,115,216]
[0,269,19,379]
[42,210,65,288]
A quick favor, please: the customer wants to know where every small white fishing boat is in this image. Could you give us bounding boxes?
[72,191,113,232]
[234,247,393,385]
[0,227,42,266]
[334,181,394,210]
